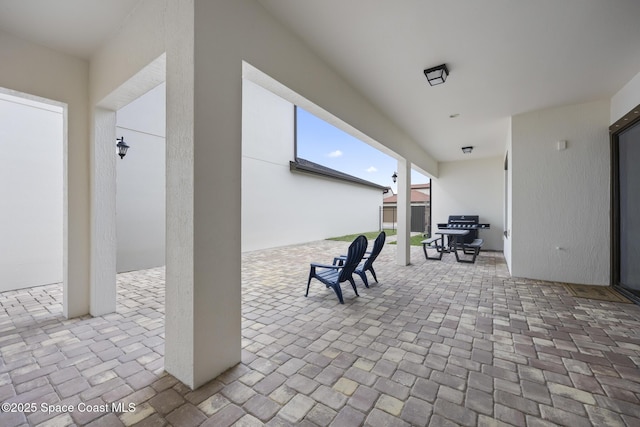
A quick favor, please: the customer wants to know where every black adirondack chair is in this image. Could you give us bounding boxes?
[306,235,368,304]
[334,231,385,288]
[356,231,385,287]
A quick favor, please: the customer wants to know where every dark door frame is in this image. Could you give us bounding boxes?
[609,104,640,301]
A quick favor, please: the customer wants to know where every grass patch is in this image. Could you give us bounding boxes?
[327,229,427,246]
[389,234,426,246]
[389,234,428,246]
[327,229,396,242]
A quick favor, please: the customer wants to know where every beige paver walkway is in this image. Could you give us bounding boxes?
[1,240,640,426]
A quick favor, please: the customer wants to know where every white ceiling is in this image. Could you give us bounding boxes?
[258,0,640,162]
[1,0,640,162]
[0,0,141,59]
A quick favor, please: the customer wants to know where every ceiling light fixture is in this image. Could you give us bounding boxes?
[461,146,473,154]
[424,64,449,86]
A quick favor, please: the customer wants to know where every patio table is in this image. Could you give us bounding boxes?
[435,229,470,254]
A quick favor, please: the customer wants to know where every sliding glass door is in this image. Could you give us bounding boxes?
[612,107,640,300]
[618,123,640,294]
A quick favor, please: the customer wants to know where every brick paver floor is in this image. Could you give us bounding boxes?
[1,240,640,426]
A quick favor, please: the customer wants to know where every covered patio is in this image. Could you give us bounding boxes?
[2,242,639,426]
[3,0,640,393]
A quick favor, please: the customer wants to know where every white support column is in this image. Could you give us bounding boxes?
[90,108,118,316]
[164,0,241,390]
[396,158,411,266]
[63,101,88,319]
[64,84,91,320]
[164,0,196,389]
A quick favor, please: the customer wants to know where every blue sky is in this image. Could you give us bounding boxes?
[296,107,429,190]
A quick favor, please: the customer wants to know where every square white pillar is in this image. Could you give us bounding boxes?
[396,158,411,266]
[90,108,117,316]
[164,0,241,389]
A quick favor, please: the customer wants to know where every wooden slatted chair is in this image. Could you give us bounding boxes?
[306,235,368,304]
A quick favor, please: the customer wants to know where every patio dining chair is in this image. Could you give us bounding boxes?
[334,231,385,288]
[306,235,368,304]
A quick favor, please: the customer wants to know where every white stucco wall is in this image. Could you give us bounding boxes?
[0,29,90,318]
[242,79,382,252]
[116,83,166,272]
[511,99,610,285]
[431,157,504,251]
[0,93,63,291]
[611,70,640,123]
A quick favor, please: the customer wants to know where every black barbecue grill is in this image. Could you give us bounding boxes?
[437,215,490,245]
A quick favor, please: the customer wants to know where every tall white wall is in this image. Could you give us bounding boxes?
[116,83,166,272]
[431,157,504,251]
[511,99,610,285]
[0,93,63,291]
[0,29,90,318]
[242,80,381,252]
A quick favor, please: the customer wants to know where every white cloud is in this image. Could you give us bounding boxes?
[366,166,378,173]
[327,150,343,158]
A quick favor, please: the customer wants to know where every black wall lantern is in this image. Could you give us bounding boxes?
[116,136,129,159]
[391,171,398,183]
[423,64,449,86]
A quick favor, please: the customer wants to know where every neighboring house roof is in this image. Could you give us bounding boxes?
[289,157,388,190]
[411,183,430,189]
[384,190,430,204]
[383,183,430,199]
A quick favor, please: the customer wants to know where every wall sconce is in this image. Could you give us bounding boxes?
[116,137,130,159]
[423,64,449,86]
[461,146,473,154]
[391,172,398,183]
